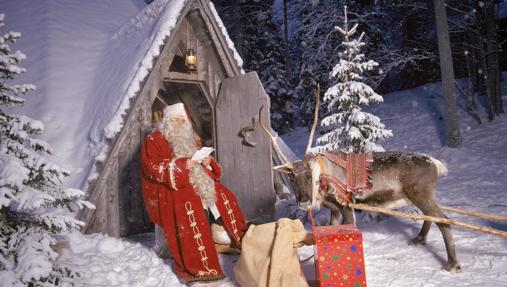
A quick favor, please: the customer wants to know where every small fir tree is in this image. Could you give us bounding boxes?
[0,14,90,285]
[316,6,392,153]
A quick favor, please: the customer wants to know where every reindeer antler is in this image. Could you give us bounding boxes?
[258,106,293,170]
[305,83,320,154]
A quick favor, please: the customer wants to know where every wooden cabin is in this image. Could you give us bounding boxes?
[78,0,274,237]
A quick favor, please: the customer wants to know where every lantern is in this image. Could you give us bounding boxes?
[185,48,197,72]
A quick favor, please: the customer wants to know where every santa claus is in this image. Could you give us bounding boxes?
[140,103,246,285]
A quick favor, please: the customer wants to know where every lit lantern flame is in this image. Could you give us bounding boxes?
[185,48,197,72]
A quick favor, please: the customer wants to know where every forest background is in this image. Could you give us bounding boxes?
[213,0,506,134]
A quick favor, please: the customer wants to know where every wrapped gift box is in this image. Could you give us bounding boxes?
[311,221,367,287]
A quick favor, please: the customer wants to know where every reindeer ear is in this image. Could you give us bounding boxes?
[273,165,293,174]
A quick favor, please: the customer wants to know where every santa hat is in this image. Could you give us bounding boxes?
[163,103,188,119]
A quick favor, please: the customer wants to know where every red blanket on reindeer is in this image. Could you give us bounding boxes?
[311,152,372,287]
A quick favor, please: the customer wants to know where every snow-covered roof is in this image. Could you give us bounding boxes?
[3,0,243,189]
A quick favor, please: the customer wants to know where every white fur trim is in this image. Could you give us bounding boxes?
[169,158,178,191]
[163,103,187,118]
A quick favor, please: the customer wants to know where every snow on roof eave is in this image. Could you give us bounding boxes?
[85,0,244,188]
[82,0,191,189]
[104,0,189,141]
[104,0,244,142]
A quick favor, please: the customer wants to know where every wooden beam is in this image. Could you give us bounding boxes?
[165,71,203,82]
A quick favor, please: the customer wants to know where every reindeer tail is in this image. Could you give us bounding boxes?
[429,157,448,177]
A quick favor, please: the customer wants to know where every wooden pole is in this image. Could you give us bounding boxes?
[438,205,507,222]
[349,203,507,239]
[305,83,320,153]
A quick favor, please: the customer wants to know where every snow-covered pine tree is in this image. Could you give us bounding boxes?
[291,0,437,121]
[0,14,90,286]
[316,6,392,153]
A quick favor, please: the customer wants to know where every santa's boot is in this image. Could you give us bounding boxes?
[211,223,239,254]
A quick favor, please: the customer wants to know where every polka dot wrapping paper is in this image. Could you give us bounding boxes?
[313,224,367,287]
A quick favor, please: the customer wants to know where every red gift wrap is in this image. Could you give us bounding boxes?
[310,212,367,287]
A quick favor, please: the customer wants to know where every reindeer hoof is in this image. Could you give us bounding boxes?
[409,236,426,246]
[443,262,462,273]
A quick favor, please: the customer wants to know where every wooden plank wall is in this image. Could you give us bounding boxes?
[215,72,274,221]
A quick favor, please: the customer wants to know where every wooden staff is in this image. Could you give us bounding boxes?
[349,203,507,239]
[305,83,320,153]
[438,205,507,222]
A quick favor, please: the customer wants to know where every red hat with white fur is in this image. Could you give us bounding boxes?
[163,102,188,118]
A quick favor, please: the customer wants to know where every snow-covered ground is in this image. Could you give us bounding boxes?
[286,76,507,286]
[3,0,506,285]
[57,232,236,287]
[53,76,507,286]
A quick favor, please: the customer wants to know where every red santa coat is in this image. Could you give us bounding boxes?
[140,131,246,284]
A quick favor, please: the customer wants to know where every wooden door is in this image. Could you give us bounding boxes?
[215,72,274,221]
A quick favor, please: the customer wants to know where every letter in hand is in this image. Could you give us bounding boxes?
[191,147,215,163]
[201,156,212,167]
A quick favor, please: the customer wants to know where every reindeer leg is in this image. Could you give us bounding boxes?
[323,197,355,225]
[409,221,432,245]
[340,205,355,225]
[322,200,343,225]
[330,208,341,225]
[410,195,461,272]
[433,209,461,272]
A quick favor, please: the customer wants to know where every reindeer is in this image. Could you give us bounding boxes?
[258,103,461,272]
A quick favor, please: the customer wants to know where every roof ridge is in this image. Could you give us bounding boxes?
[112,0,174,40]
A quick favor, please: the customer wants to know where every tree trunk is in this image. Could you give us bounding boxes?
[465,51,481,124]
[479,50,495,120]
[485,1,503,115]
[476,1,495,121]
[433,0,462,147]
[462,28,481,124]
[283,0,291,80]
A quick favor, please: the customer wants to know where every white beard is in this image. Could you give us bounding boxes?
[159,117,216,207]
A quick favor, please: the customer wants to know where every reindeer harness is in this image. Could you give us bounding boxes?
[315,152,373,205]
